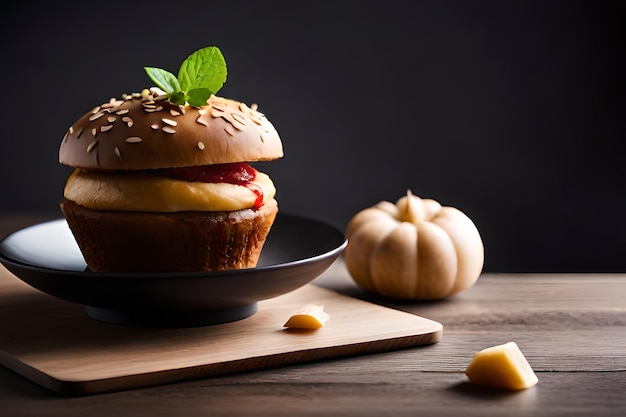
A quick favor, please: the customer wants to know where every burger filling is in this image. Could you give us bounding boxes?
[63,163,276,212]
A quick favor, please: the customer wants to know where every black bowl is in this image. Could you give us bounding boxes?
[0,214,346,327]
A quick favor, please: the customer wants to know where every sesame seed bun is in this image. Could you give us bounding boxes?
[59,90,283,170]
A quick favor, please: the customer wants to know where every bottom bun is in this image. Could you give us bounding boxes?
[60,199,278,273]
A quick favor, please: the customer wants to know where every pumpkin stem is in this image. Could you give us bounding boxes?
[399,189,424,224]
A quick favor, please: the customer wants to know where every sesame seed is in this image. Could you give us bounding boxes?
[91,106,101,114]
[107,116,116,123]
[231,113,247,125]
[87,140,98,153]
[116,109,129,115]
[161,118,177,126]
[230,116,245,131]
[101,125,113,132]
[89,112,105,121]
[224,124,236,136]
[150,124,159,130]
[102,99,123,109]
[114,147,122,159]
[69,126,74,134]
[170,109,181,117]
[197,142,205,150]
[162,126,176,134]
[122,116,133,127]
[126,137,142,143]
[91,127,97,136]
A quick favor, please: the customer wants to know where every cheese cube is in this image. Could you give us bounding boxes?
[284,304,330,330]
[465,342,538,390]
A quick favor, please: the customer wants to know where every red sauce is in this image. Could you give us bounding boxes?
[164,162,264,210]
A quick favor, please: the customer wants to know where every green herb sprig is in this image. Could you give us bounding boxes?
[144,46,227,107]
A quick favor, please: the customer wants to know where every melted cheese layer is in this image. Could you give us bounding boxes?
[64,168,277,212]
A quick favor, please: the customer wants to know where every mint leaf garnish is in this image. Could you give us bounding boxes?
[144,67,180,94]
[169,91,186,106]
[187,88,213,107]
[178,47,227,95]
[144,46,227,106]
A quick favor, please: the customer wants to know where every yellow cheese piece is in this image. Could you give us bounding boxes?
[465,342,538,390]
[64,168,276,212]
[283,304,330,330]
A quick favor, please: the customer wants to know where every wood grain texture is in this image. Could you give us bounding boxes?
[0,264,441,395]
[315,263,626,374]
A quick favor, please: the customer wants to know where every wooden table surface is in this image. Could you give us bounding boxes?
[1,215,625,416]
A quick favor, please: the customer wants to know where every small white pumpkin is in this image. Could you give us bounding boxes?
[344,191,484,300]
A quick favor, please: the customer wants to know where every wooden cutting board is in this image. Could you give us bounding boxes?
[0,264,442,396]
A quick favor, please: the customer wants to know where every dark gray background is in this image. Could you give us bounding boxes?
[1,0,624,272]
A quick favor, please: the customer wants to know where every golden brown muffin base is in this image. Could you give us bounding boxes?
[60,199,278,273]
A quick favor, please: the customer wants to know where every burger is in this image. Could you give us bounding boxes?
[58,47,283,272]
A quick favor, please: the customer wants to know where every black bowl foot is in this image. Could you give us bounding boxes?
[86,303,259,327]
